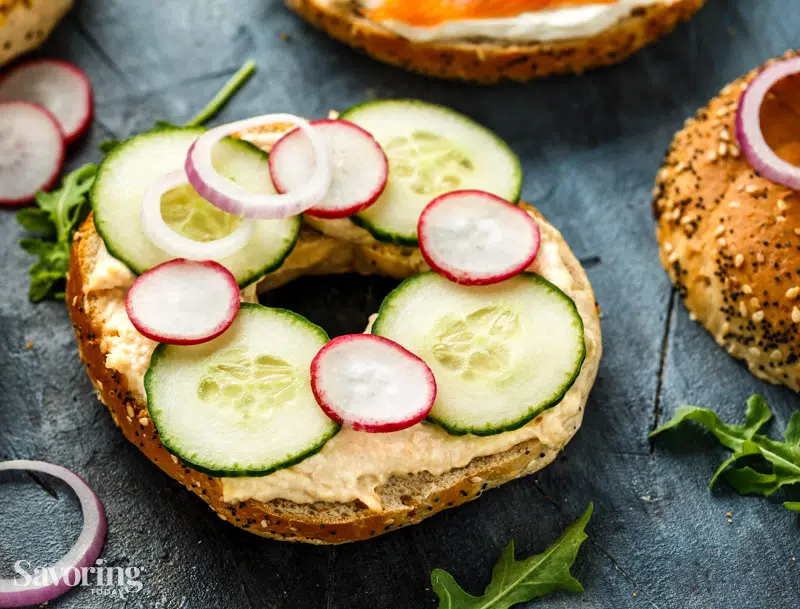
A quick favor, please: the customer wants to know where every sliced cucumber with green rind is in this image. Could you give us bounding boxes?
[372,272,585,435]
[146,303,340,477]
[340,100,522,246]
[92,127,300,287]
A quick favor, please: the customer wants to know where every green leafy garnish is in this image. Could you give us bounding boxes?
[651,395,800,513]
[785,502,800,512]
[432,503,592,609]
[16,59,258,302]
[16,164,98,302]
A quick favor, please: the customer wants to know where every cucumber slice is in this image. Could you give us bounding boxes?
[145,303,339,477]
[372,272,585,435]
[340,100,522,246]
[91,127,300,287]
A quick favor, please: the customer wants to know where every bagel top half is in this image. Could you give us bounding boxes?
[0,0,72,67]
[286,0,707,83]
[68,187,601,543]
[654,50,800,391]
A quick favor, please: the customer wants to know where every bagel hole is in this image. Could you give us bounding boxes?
[759,71,800,166]
[258,274,400,337]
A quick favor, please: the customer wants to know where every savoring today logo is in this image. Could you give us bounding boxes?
[13,558,143,600]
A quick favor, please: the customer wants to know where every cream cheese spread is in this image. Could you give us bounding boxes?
[355,0,670,43]
[85,217,599,511]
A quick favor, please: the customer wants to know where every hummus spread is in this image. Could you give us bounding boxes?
[85,217,599,511]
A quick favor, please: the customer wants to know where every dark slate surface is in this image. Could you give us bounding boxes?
[1,0,799,607]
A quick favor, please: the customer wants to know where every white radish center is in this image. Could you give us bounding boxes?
[130,263,235,340]
[423,193,537,277]
[318,339,432,425]
[0,105,62,200]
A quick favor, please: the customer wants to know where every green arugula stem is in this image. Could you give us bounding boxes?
[185,59,257,127]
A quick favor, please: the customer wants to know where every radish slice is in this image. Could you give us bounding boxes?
[269,119,388,219]
[0,59,93,144]
[310,334,436,433]
[185,113,331,219]
[736,56,800,190]
[418,190,540,286]
[126,259,240,345]
[0,101,65,206]
[139,170,254,260]
[0,460,106,607]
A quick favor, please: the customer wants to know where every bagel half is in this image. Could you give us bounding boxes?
[67,202,600,544]
[285,0,706,83]
[654,50,800,391]
[0,0,72,67]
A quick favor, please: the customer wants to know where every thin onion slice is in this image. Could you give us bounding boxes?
[0,460,106,607]
[140,170,254,260]
[736,56,800,190]
[185,113,331,219]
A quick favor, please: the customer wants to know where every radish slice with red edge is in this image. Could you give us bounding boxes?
[736,56,800,190]
[0,59,93,144]
[418,189,540,286]
[0,101,65,206]
[0,460,106,608]
[269,119,388,219]
[126,259,240,345]
[310,334,436,433]
[139,170,254,260]
[185,113,331,219]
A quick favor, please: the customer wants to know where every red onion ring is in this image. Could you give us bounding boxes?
[0,461,106,607]
[185,114,331,219]
[736,56,800,190]
[140,170,254,260]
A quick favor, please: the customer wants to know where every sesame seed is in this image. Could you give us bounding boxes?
[743,284,753,294]
[793,307,800,324]
[675,161,687,173]
[756,252,766,263]
[139,417,150,427]
[681,215,694,225]
[778,199,788,210]
[771,349,783,361]
[718,237,727,247]
[740,301,749,317]
[261,519,268,527]
[786,287,800,299]
[745,184,759,194]
[737,184,745,192]
[777,215,786,223]
[664,242,673,253]
[668,252,678,264]
[735,254,744,268]
[730,145,741,158]
[749,346,761,356]
[126,406,135,418]
[716,107,729,117]
[707,150,718,162]
[750,297,761,309]
[729,200,741,208]
[715,225,726,236]
[752,311,765,322]
[794,228,800,237]
[718,142,728,156]
[171,455,179,464]
[720,129,731,141]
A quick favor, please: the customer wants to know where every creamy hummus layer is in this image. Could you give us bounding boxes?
[353,0,670,43]
[85,217,598,511]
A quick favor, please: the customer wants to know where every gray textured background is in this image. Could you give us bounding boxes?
[1,0,798,607]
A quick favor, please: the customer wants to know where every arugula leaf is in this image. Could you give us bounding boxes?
[785,502,800,512]
[651,395,800,514]
[16,164,98,302]
[432,503,592,609]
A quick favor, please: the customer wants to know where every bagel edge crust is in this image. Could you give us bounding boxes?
[67,203,601,544]
[654,50,800,392]
[285,0,706,83]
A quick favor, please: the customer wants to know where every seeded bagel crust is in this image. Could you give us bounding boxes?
[654,50,800,391]
[67,203,600,544]
[0,0,72,67]
[285,0,706,83]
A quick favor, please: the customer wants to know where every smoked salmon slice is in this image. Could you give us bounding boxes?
[367,0,618,27]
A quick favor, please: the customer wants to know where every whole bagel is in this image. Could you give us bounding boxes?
[653,50,800,391]
[0,0,72,67]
